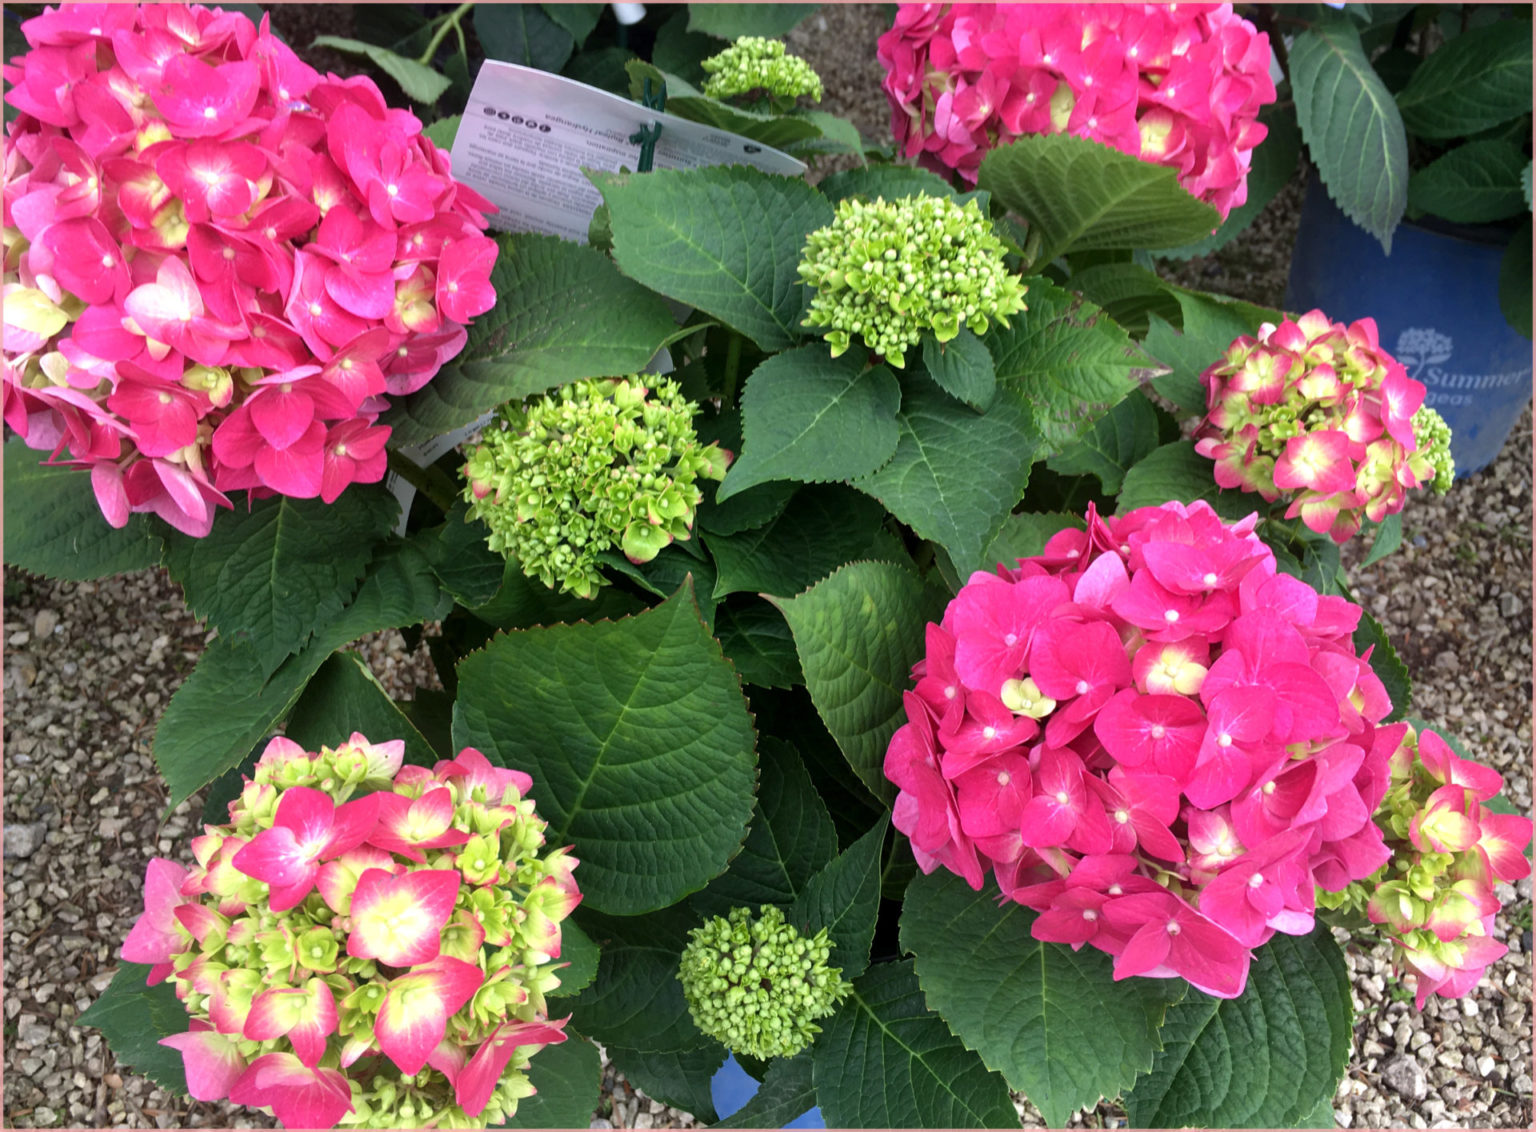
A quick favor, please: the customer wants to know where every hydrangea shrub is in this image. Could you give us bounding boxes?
[1194,310,1455,542]
[120,733,580,1129]
[1,3,498,536]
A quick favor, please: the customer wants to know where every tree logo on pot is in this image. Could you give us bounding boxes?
[1395,328,1454,375]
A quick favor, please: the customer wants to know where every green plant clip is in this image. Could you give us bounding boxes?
[628,76,667,174]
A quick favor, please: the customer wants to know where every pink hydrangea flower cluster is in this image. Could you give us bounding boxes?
[2,3,499,537]
[120,734,580,1129]
[1340,725,1531,1008]
[1193,310,1455,544]
[877,3,1275,216]
[885,499,1402,999]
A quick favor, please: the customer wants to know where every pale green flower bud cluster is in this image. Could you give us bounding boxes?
[798,194,1028,369]
[678,905,850,1059]
[701,37,823,105]
[463,377,729,599]
[1408,405,1455,494]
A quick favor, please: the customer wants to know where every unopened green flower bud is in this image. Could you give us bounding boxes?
[678,905,851,1059]
[701,36,823,105]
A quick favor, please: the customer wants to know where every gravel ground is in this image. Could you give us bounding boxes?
[3,4,1531,1129]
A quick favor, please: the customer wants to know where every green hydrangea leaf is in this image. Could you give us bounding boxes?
[707,484,897,600]
[699,480,798,537]
[1353,609,1412,721]
[1291,15,1409,252]
[813,959,1018,1129]
[718,346,902,501]
[541,2,603,48]
[592,165,833,352]
[3,438,163,580]
[787,110,864,159]
[691,738,837,919]
[1408,140,1530,224]
[382,233,683,446]
[1396,24,1533,139]
[979,511,1086,573]
[978,133,1221,262]
[312,35,452,103]
[453,579,757,915]
[422,113,460,149]
[1359,510,1403,569]
[1062,261,1183,339]
[771,560,947,803]
[1046,390,1173,495]
[607,1045,725,1124]
[787,815,887,982]
[568,906,712,1051]
[921,328,998,410]
[78,964,189,1095]
[154,542,452,807]
[504,1033,603,1128]
[466,558,645,632]
[412,500,506,609]
[162,486,399,679]
[548,918,599,999]
[714,597,803,689]
[1117,440,1260,521]
[819,165,964,206]
[687,4,817,39]
[713,1051,817,1128]
[1142,289,1264,413]
[1499,217,1533,340]
[1121,929,1352,1129]
[985,276,1143,456]
[472,4,574,72]
[283,650,439,766]
[899,869,1180,1128]
[854,371,1039,577]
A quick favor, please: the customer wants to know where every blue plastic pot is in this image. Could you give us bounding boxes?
[710,1055,824,1128]
[1285,175,1533,477]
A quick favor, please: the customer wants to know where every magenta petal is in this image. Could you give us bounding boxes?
[160,1028,247,1102]
[232,826,309,886]
[249,387,315,451]
[254,421,326,497]
[325,266,396,319]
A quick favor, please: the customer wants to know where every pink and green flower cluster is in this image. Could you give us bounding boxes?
[1319,724,1531,1008]
[877,3,1275,215]
[886,500,1413,1000]
[120,733,580,1129]
[2,2,499,537]
[1193,310,1455,543]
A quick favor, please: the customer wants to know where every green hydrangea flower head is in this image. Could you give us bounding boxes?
[678,905,851,1059]
[701,36,823,105]
[463,377,729,599]
[798,194,1028,369]
[1408,404,1454,494]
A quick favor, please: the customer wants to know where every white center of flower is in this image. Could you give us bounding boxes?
[158,392,172,405]
[1166,86,1177,98]
[1262,780,1276,795]
[1055,790,1070,805]
[1203,572,1218,586]
[264,226,278,239]
[944,684,957,700]
[1115,809,1130,824]
[1075,679,1090,695]
[309,301,323,316]
[334,443,347,457]
[223,247,236,260]
[448,281,459,292]
[341,358,354,370]
[1005,633,1018,646]
[1084,75,1093,86]
[1164,609,1180,622]
[1150,724,1166,739]
[1249,873,1264,888]
[1083,908,1098,921]
[1108,883,1122,895]
[203,106,218,119]
[1043,53,1054,63]
[101,253,114,267]
[983,726,997,740]
[311,945,324,957]
[1218,732,1232,748]
[1088,117,1098,128]
[1128,46,1138,56]
[1166,919,1181,936]
[280,383,293,393]
[387,183,399,197]
[1066,548,1080,558]
[997,771,1011,786]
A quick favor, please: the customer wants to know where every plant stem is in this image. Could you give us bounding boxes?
[721,332,744,405]
[387,447,458,514]
[1255,5,1291,87]
[417,2,474,66]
